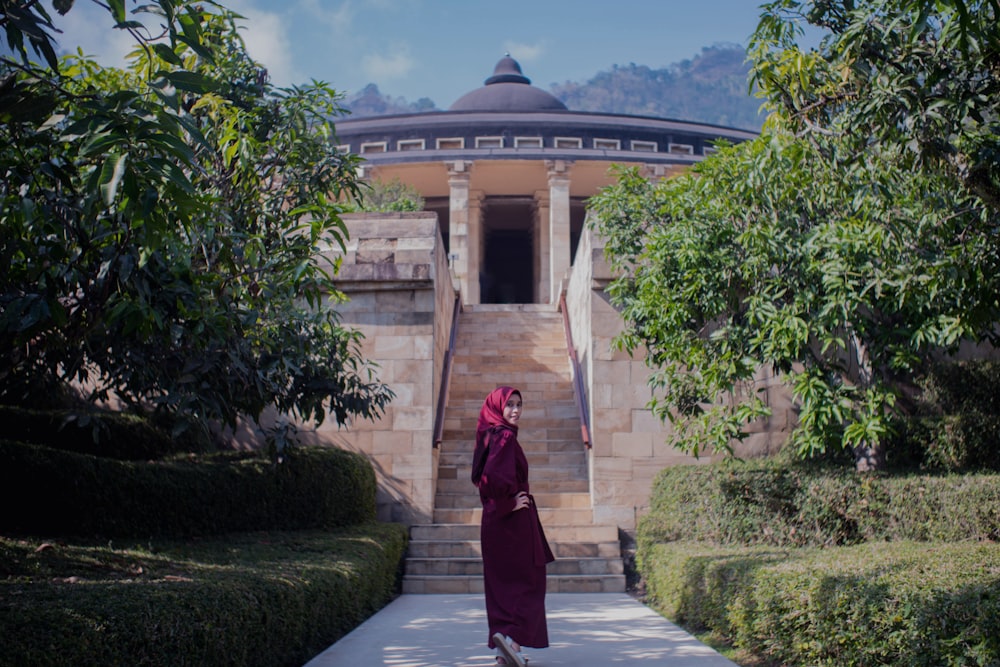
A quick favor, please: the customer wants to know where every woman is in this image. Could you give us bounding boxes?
[471,386,554,667]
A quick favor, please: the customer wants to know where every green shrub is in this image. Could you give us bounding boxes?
[888,360,1000,471]
[0,525,407,667]
[0,442,376,537]
[639,461,1000,548]
[0,405,208,460]
[919,360,1000,414]
[639,541,1000,667]
[346,177,425,212]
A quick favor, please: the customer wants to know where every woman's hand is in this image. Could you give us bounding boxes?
[512,491,530,511]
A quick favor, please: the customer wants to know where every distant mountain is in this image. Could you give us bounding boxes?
[550,44,764,130]
[341,83,438,117]
[342,44,764,131]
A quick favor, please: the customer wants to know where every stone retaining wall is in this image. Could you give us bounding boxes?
[310,212,455,525]
[564,223,791,529]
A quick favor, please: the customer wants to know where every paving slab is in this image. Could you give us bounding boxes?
[304,593,738,667]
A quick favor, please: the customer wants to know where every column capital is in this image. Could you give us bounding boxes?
[446,160,472,176]
[641,163,669,181]
[545,159,574,177]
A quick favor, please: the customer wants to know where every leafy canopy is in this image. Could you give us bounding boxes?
[590,0,1000,464]
[346,177,426,213]
[0,0,393,434]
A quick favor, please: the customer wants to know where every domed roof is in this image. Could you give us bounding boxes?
[450,55,568,112]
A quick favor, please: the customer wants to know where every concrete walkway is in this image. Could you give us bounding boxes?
[304,593,738,667]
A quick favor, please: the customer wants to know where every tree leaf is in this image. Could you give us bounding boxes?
[107,0,127,24]
[163,70,223,94]
[99,152,129,206]
[152,43,183,67]
[82,132,124,157]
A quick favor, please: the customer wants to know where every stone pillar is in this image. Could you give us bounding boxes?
[447,161,474,303]
[546,160,573,303]
[533,189,550,304]
[468,189,484,305]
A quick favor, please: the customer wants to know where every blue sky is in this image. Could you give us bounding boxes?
[53,0,779,108]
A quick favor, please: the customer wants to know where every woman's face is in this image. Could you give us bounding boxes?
[502,393,522,426]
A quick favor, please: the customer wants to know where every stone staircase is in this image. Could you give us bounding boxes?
[403,304,625,594]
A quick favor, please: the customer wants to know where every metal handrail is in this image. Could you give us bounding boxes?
[432,295,461,448]
[559,292,592,448]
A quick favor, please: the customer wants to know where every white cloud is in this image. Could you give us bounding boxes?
[362,46,415,81]
[233,8,300,86]
[50,2,136,66]
[298,0,355,34]
[502,40,545,63]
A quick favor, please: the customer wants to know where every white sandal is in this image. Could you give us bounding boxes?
[492,633,526,667]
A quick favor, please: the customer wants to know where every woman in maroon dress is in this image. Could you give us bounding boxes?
[471,386,554,666]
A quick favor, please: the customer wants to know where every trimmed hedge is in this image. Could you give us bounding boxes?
[0,524,407,667]
[639,541,1000,667]
[0,441,376,537]
[0,405,204,460]
[639,461,1000,548]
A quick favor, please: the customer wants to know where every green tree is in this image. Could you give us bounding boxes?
[0,1,392,437]
[752,0,1000,211]
[590,0,1000,469]
[348,177,426,212]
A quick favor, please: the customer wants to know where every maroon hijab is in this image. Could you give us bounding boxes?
[471,386,520,484]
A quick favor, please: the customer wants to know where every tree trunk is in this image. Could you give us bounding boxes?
[853,442,885,472]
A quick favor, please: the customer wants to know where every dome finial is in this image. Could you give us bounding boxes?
[485,54,530,86]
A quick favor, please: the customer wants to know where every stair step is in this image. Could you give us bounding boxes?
[432,507,594,525]
[447,384,571,391]
[401,574,627,594]
[410,523,619,542]
[442,418,582,432]
[405,557,624,577]
[436,478,588,494]
[438,451,586,468]
[440,431,586,447]
[432,491,591,509]
[445,401,575,408]
[406,540,621,559]
[439,455,588,469]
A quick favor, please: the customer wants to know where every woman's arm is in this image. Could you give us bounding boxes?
[479,429,520,516]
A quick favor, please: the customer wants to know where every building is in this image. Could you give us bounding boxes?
[309,56,788,592]
[333,55,757,305]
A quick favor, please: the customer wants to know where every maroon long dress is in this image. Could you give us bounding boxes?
[472,386,554,651]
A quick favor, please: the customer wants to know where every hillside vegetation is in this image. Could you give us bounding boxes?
[344,44,764,130]
[551,44,762,129]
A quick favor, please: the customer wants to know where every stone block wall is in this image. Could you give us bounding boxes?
[565,224,792,529]
[309,212,455,525]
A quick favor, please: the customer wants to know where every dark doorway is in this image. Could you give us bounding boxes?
[481,199,534,304]
[483,229,534,303]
